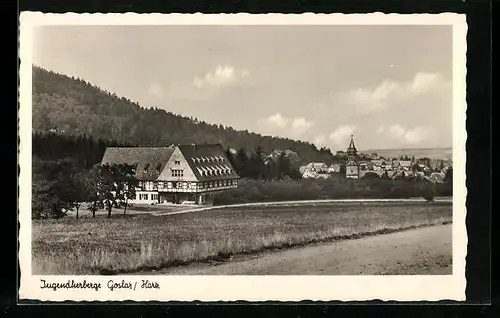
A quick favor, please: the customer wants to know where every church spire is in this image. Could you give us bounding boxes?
[346,134,357,156]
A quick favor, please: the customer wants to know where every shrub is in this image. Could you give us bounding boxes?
[421,184,436,202]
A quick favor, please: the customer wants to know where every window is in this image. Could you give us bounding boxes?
[139,193,149,200]
[156,163,162,172]
[171,169,184,177]
[172,182,177,188]
[143,163,150,173]
[175,160,181,165]
[209,182,213,188]
[151,194,158,201]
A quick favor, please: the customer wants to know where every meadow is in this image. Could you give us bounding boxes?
[32,201,452,275]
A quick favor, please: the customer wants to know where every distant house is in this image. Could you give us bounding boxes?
[371,159,384,171]
[391,160,401,170]
[427,172,446,183]
[441,165,452,174]
[382,160,393,170]
[392,170,414,179]
[399,160,413,171]
[328,163,341,173]
[307,162,328,172]
[101,143,240,206]
[358,161,374,171]
[302,162,329,179]
[430,158,445,171]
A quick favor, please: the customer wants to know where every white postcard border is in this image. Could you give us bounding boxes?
[18,12,468,302]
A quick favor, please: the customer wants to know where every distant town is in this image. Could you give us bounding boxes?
[277,135,452,183]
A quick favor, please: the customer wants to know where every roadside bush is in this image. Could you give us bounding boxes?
[421,184,436,202]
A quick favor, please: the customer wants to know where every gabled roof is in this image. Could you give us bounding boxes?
[178,143,239,181]
[399,160,413,167]
[371,159,384,166]
[307,162,328,170]
[101,147,175,181]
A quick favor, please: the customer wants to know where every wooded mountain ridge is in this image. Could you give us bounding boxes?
[32,66,334,165]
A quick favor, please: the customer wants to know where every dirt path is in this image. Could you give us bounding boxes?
[152,224,452,275]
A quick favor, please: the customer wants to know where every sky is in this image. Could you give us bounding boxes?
[32,25,453,151]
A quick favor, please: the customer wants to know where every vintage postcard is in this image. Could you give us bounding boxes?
[18,12,468,302]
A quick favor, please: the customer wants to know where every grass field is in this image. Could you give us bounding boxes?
[32,201,452,275]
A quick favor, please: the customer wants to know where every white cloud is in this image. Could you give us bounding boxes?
[258,113,315,136]
[344,72,451,114]
[313,134,327,147]
[193,65,249,89]
[263,113,289,128]
[291,117,315,135]
[386,124,430,144]
[147,82,165,99]
[376,126,385,134]
[329,125,357,145]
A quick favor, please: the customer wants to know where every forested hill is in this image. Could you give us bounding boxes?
[32,66,333,164]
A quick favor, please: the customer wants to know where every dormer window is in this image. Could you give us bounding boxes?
[155,163,162,173]
[143,163,150,173]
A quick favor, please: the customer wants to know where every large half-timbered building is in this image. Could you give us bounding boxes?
[101,143,240,205]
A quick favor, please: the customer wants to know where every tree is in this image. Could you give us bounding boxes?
[443,166,453,196]
[116,164,139,215]
[412,163,422,173]
[276,151,291,180]
[421,183,436,201]
[235,148,249,178]
[85,163,138,218]
[444,166,453,183]
[86,164,103,218]
[32,158,82,219]
[438,160,445,171]
[94,164,117,218]
[63,171,89,219]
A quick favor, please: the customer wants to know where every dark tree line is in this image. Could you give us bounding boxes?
[33,132,131,170]
[225,146,302,181]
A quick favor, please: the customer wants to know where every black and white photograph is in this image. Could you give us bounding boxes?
[18,13,467,302]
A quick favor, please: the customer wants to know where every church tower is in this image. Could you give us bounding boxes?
[345,135,360,179]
